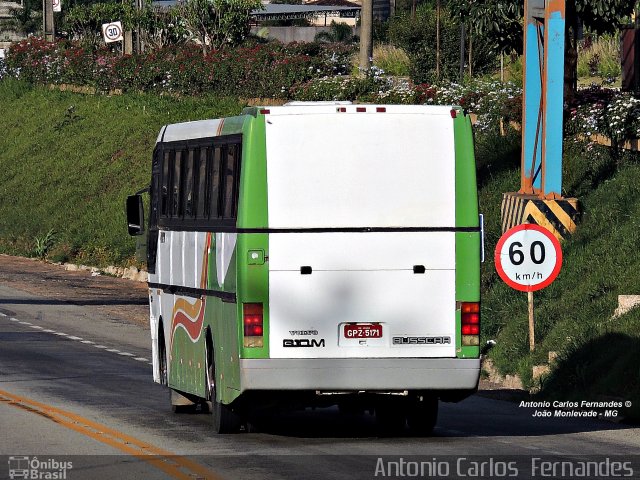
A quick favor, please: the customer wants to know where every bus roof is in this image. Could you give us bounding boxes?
[257,104,459,116]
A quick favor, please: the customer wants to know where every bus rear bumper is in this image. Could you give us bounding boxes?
[239,358,480,392]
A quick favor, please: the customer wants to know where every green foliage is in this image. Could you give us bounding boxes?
[373,44,410,76]
[62,2,138,47]
[577,34,622,80]
[448,0,523,54]
[4,39,355,98]
[10,0,42,36]
[178,0,261,52]
[33,229,56,259]
[389,5,498,83]
[481,133,640,414]
[0,79,244,266]
[574,0,637,34]
[447,0,636,57]
[314,22,357,44]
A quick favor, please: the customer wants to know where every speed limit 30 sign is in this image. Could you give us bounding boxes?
[495,224,562,292]
[102,21,123,43]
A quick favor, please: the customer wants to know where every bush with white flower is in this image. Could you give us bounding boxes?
[567,87,640,144]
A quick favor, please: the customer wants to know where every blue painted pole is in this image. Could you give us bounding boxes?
[520,0,566,199]
[541,3,566,199]
[520,17,543,194]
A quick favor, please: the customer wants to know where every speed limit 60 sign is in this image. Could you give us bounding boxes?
[495,224,562,292]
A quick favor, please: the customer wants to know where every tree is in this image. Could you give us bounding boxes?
[565,0,636,97]
[62,2,137,46]
[314,21,357,43]
[447,0,523,54]
[448,0,635,96]
[178,0,261,53]
[389,4,497,82]
[9,0,43,35]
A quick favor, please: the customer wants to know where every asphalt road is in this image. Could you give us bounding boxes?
[0,278,639,480]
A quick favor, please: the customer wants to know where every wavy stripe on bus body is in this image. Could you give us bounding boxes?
[170,232,212,345]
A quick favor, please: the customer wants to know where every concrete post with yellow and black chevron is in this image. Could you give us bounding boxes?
[501,194,580,242]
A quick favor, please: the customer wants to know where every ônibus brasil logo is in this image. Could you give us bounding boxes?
[8,456,73,479]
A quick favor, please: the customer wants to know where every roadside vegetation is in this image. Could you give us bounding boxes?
[478,132,640,421]
[0,79,243,265]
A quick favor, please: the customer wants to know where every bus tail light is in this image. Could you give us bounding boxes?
[243,303,264,348]
[461,302,480,346]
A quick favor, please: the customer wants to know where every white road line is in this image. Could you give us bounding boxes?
[522,445,540,450]
[4,319,149,364]
[0,313,6,316]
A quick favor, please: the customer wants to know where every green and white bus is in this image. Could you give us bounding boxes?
[127,103,483,434]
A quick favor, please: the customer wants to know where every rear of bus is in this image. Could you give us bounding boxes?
[237,104,481,431]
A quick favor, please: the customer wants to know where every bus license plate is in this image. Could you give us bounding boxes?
[344,324,383,339]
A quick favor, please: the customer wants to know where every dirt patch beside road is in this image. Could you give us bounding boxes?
[0,254,149,328]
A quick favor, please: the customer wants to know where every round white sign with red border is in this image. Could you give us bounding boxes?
[102,22,123,43]
[495,224,562,292]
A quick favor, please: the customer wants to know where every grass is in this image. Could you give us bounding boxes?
[373,44,411,76]
[577,34,621,83]
[478,132,640,420]
[0,79,244,266]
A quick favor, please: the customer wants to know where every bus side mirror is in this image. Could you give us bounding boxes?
[126,195,145,236]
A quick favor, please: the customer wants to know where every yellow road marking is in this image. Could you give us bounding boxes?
[0,388,224,480]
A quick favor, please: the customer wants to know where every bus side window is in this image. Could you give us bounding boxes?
[183,149,195,219]
[210,147,222,219]
[222,144,239,220]
[172,150,183,218]
[196,148,208,219]
[160,150,171,217]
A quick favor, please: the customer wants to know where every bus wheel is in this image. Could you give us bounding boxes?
[206,342,241,434]
[170,390,196,414]
[407,394,438,436]
[375,397,407,435]
[158,328,168,386]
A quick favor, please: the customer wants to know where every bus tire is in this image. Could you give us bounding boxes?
[158,325,168,386]
[170,390,196,414]
[375,397,406,435]
[206,339,241,434]
[407,394,438,436]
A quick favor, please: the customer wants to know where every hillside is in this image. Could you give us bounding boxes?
[477,133,640,420]
[0,80,638,420]
[0,80,243,265]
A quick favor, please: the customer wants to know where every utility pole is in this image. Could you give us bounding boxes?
[459,22,465,81]
[43,0,55,42]
[436,0,441,79]
[359,0,373,72]
[135,0,144,53]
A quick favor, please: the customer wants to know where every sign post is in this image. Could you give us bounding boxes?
[495,224,563,351]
